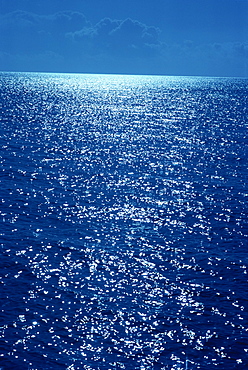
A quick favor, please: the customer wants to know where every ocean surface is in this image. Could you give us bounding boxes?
[0,72,247,370]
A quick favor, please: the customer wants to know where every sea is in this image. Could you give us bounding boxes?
[0,72,247,370]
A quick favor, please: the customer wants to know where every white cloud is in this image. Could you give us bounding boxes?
[67,17,162,57]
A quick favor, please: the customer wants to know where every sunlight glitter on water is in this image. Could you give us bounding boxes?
[0,72,247,369]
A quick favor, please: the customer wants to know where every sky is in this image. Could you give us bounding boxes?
[0,0,247,77]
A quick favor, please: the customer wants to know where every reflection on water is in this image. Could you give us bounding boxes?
[0,73,247,369]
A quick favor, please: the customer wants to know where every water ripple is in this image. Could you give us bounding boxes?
[0,72,247,370]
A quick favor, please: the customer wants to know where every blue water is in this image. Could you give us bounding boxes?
[0,72,247,370]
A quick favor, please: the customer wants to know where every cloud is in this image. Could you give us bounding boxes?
[0,10,90,31]
[0,10,90,53]
[0,10,247,76]
[0,10,162,64]
[67,17,162,57]
[233,42,248,58]
[0,10,39,28]
[45,11,90,33]
[108,18,160,49]
[159,40,248,77]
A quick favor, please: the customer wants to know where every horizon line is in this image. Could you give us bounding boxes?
[0,69,247,79]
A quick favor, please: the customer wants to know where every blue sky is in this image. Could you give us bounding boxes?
[0,0,247,77]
